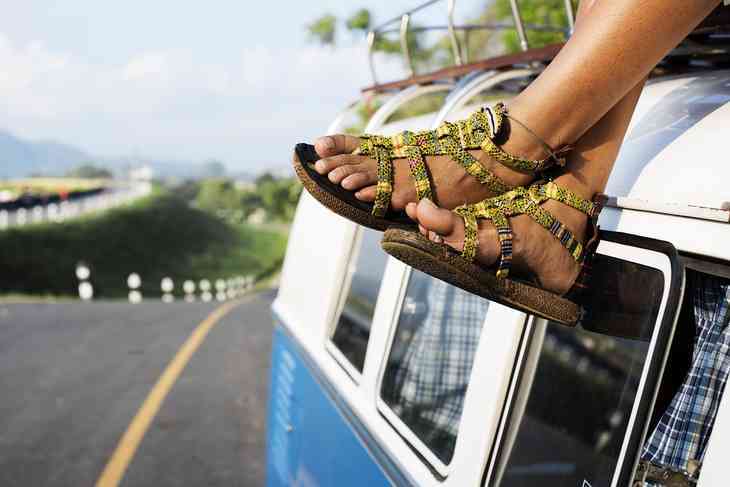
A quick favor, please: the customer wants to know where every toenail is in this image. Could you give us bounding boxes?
[421,198,436,208]
[429,231,444,244]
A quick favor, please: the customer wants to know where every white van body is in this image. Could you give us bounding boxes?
[267,69,730,487]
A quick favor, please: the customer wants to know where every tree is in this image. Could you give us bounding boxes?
[307,3,573,68]
[201,159,226,178]
[346,9,371,33]
[307,14,337,46]
[66,164,113,179]
[494,0,573,53]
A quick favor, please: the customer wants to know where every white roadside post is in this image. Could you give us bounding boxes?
[16,208,27,226]
[32,206,44,223]
[78,282,94,301]
[215,279,227,302]
[226,278,236,299]
[0,210,7,229]
[76,263,93,301]
[199,279,212,302]
[183,280,196,302]
[47,203,58,223]
[127,273,142,304]
[161,277,174,303]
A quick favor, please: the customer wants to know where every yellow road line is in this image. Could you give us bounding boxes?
[95,299,243,487]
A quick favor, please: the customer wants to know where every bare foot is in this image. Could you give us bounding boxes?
[312,132,543,211]
[404,177,593,295]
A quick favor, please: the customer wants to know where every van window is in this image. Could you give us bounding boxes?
[381,270,489,465]
[330,228,388,373]
[489,255,665,487]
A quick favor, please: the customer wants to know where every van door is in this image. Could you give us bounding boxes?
[484,231,684,487]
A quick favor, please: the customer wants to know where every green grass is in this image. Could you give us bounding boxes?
[0,191,288,298]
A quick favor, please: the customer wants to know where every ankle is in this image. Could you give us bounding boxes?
[500,122,554,162]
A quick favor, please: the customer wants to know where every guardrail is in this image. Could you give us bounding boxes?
[0,182,152,230]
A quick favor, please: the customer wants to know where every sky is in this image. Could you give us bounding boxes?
[0,1,480,173]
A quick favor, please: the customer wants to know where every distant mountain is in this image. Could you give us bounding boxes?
[0,129,221,180]
[0,130,91,178]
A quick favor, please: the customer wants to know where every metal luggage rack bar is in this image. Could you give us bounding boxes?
[363,2,730,94]
[365,0,574,88]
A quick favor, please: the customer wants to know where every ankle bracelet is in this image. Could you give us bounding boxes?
[502,106,571,167]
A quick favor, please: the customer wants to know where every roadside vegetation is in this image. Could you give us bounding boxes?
[0,177,107,200]
[0,175,299,299]
[307,1,574,132]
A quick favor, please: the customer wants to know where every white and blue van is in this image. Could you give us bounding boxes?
[267,4,730,486]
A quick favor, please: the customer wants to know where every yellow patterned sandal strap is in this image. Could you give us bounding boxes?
[524,203,586,262]
[355,134,392,156]
[534,181,599,218]
[481,136,558,174]
[405,146,433,201]
[488,210,514,279]
[479,102,569,175]
[438,132,514,194]
[371,147,393,217]
[430,111,514,194]
[516,181,602,262]
[454,204,514,279]
[454,205,479,262]
[391,131,434,202]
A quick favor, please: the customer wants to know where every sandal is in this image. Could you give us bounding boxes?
[381,180,607,326]
[293,103,571,231]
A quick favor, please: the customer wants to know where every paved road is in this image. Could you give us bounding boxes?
[0,291,275,486]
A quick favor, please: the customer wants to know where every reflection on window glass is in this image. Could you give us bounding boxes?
[331,228,388,372]
[381,270,489,464]
[493,255,665,487]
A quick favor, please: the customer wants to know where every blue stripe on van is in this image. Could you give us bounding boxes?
[266,322,414,487]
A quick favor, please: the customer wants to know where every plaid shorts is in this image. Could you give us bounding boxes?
[390,278,488,437]
[642,271,730,475]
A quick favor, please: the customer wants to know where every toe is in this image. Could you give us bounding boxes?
[315,153,367,175]
[416,199,458,237]
[416,199,466,252]
[328,162,367,184]
[355,186,376,202]
[315,134,361,158]
[405,202,418,221]
[341,168,376,191]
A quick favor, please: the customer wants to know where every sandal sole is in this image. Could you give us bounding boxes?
[292,145,415,232]
[381,228,580,326]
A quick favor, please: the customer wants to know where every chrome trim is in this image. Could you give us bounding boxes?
[563,0,576,35]
[447,0,464,66]
[367,31,378,86]
[431,68,538,127]
[401,14,416,77]
[509,0,529,51]
[365,82,455,130]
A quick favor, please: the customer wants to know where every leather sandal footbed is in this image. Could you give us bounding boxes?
[293,143,415,231]
[381,227,581,326]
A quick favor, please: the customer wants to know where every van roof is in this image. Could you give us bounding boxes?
[605,71,730,221]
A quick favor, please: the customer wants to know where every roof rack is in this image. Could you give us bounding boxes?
[365,0,572,89]
[363,3,730,94]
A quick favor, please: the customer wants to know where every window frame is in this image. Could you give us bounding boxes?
[323,83,456,383]
[326,226,369,382]
[482,231,684,487]
[376,266,456,477]
[679,253,730,486]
